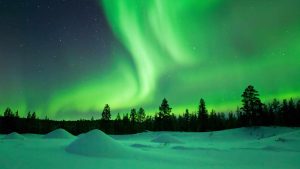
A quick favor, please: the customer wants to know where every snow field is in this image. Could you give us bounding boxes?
[0,127,299,169]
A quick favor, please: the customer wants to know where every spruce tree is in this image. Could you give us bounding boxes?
[100,104,111,133]
[241,85,262,126]
[198,98,208,131]
[270,99,280,125]
[158,98,172,130]
[114,113,122,134]
[27,112,32,119]
[31,112,36,120]
[15,111,19,118]
[130,108,137,132]
[101,104,111,121]
[130,108,137,123]
[281,99,289,125]
[159,98,172,119]
[4,107,13,117]
[288,98,296,126]
[183,109,190,131]
[137,107,146,123]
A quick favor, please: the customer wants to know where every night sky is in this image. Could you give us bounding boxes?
[1,0,300,120]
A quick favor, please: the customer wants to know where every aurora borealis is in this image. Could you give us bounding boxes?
[0,0,300,120]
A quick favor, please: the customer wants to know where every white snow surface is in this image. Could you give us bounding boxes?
[0,127,300,169]
[44,128,74,139]
[65,129,135,158]
[151,133,183,144]
[2,132,25,140]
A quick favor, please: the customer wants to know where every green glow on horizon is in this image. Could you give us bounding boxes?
[1,0,300,119]
[100,0,300,116]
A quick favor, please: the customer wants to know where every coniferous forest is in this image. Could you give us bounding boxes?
[1,85,300,135]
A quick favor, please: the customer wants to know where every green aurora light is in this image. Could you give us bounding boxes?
[0,0,300,119]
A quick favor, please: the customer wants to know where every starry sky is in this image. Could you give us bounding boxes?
[0,0,300,120]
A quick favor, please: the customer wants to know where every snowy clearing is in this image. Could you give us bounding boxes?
[0,127,299,169]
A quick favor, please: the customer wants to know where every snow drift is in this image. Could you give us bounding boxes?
[151,134,183,144]
[65,129,132,158]
[44,128,74,139]
[0,127,299,169]
[3,132,25,140]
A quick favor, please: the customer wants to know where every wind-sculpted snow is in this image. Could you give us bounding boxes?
[44,129,75,139]
[65,129,135,158]
[3,132,25,140]
[0,127,300,169]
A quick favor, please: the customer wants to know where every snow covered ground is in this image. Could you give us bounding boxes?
[0,127,299,169]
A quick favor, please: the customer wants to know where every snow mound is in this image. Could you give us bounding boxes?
[151,134,183,144]
[65,129,131,158]
[44,128,74,139]
[3,132,25,140]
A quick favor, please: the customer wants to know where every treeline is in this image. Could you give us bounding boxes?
[0,85,299,135]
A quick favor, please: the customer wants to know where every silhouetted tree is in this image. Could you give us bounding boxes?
[281,99,289,126]
[288,98,296,126]
[101,104,111,133]
[130,108,137,132]
[190,113,198,131]
[114,113,122,134]
[1,92,299,135]
[101,104,111,121]
[144,115,154,131]
[198,98,208,131]
[137,108,146,123]
[15,111,19,118]
[4,107,14,117]
[241,85,262,126]
[122,113,130,133]
[269,99,281,125]
[226,112,237,129]
[27,112,32,119]
[137,107,146,131]
[31,112,36,120]
[158,98,172,130]
[130,108,137,123]
[159,98,172,118]
[183,109,190,131]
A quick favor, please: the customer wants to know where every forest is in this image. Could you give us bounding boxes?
[1,85,299,135]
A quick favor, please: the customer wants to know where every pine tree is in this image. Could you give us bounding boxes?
[100,104,111,133]
[158,98,172,130]
[288,98,296,126]
[114,113,122,134]
[31,112,36,120]
[183,109,190,131]
[130,108,137,123]
[281,99,289,125]
[122,113,130,133]
[241,85,262,126]
[129,108,137,132]
[4,107,14,117]
[198,98,208,131]
[15,111,19,118]
[270,99,280,125]
[101,104,111,121]
[227,112,237,129]
[116,113,121,121]
[137,107,146,123]
[27,112,32,119]
[159,98,172,119]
